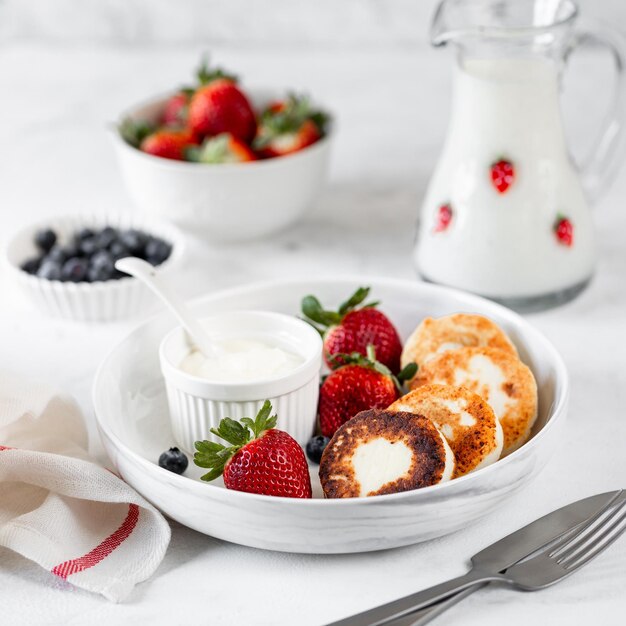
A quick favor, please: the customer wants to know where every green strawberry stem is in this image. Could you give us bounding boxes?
[196,54,237,85]
[186,134,231,164]
[193,400,277,482]
[328,344,417,393]
[301,286,379,332]
[119,118,156,148]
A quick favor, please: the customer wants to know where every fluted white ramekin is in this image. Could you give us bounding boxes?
[159,310,322,453]
[4,213,185,322]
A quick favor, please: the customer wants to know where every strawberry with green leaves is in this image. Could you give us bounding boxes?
[253,94,328,158]
[302,286,403,373]
[187,62,257,143]
[186,133,256,164]
[194,401,312,498]
[318,346,417,437]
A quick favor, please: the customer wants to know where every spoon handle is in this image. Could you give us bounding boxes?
[115,257,216,358]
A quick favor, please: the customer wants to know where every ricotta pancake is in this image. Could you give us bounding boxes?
[390,384,503,477]
[319,409,455,498]
[410,347,537,455]
[401,313,517,371]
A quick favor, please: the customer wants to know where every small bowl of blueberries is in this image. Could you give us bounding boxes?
[5,214,185,321]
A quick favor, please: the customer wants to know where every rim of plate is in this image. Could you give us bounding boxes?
[92,276,569,506]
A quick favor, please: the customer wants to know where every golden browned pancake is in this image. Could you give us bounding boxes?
[401,313,517,371]
[411,347,537,455]
[389,384,503,477]
[319,409,455,498]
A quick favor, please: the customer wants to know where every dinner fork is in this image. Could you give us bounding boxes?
[332,490,626,626]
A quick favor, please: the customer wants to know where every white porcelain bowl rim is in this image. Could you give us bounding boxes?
[93,276,569,506]
[159,309,323,397]
[112,89,334,172]
[4,213,186,292]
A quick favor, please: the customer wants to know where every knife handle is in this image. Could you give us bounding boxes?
[325,570,500,626]
[383,584,487,626]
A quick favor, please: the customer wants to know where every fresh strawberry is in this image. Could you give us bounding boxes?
[162,90,192,126]
[188,77,257,143]
[433,203,453,232]
[185,133,256,164]
[302,286,403,373]
[193,401,312,498]
[140,128,198,160]
[554,215,574,247]
[318,346,417,437]
[254,94,328,158]
[490,158,515,193]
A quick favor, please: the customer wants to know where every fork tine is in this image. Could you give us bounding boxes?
[548,490,624,558]
[560,505,626,571]
[555,497,626,565]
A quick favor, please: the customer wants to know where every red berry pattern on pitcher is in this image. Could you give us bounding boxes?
[433,203,453,233]
[554,215,573,247]
[490,159,515,194]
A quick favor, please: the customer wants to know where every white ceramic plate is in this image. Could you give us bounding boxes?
[93,277,568,554]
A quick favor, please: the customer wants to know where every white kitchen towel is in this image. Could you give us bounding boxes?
[0,373,171,602]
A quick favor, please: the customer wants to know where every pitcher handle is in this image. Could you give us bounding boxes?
[567,21,626,203]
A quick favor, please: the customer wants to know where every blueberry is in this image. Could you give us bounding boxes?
[76,227,95,241]
[158,447,188,474]
[109,240,131,262]
[145,237,172,266]
[61,257,88,282]
[305,435,330,464]
[88,250,115,282]
[46,245,67,265]
[96,226,118,250]
[79,236,99,257]
[20,257,41,274]
[37,260,62,281]
[119,229,148,256]
[34,229,57,253]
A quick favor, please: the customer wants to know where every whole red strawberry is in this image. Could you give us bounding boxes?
[318,346,417,437]
[554,215,574,247]
[302,287,403,373]
[140,128,198,160]
[188,76,257,143]
[490,159,515,193]
[433,203,453,232]
[162,90,192,126]
[193,401,312,498]
[253,95,328,158]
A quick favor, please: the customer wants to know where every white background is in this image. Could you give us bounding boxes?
[0,1,625,625]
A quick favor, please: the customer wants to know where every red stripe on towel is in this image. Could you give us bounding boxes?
[51,503,140,579]
[0,446,13,451]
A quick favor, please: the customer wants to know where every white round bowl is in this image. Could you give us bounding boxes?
[111,91,333,242]
[4,214,185,322]
[159,310,322,452]
[93,277,569,554]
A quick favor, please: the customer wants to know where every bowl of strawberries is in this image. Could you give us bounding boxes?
[112,59,332,242]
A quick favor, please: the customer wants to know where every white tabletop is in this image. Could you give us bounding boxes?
[0,44,624,625]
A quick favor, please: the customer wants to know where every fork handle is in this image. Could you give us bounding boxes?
[325,570,501,626]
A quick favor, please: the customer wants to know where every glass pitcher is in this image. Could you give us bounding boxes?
[414,0,626,310]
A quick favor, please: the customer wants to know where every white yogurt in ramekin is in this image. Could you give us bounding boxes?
[180,338,304,382]
[159,310,322,452]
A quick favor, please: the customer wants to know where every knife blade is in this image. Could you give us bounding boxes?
[326,490,622,626]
